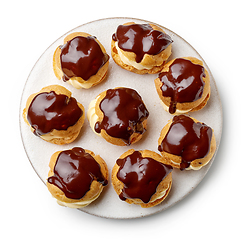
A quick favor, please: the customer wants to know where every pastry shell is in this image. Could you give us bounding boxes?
[111,22,172,74]
[47,148,108,208]
[53,32,109,89]
[87,88,148,146]
[112,149,172,208]
[158,116,216,170]
[22,85,85,145]
[154,57,210,114]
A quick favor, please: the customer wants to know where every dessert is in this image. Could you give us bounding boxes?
[22,85,85,145]
[112,149,173,208]
[87,87,149,146]
[158,115,216,170]
[53,32,109,89]
[111,22,173,74]
[47,147,108,208]
[154,57,210,114]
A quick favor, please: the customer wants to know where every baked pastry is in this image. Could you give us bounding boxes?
[111,22,173,74]
[112,149,173,208]
[47,147,108,208]
[53,32,109,89]
[87,87,149,146]
[158,115,216,170]
[22,85,85,145]
[154,57,210,114]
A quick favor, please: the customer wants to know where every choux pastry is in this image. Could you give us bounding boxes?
[47,147,108,208]
[53,32,109,89]
[158,115,216,170]
[154,57,210,114]
[87,87,149,146]
[111,22,172,74]
[112,149,173,208]
[22,85,85,145]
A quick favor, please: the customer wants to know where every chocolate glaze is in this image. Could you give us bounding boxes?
[47,147,108,199]
[94,88,149,145]
[27,91,83,136]
[60,36,109,81]
[112,23,173,63]
[158,115,213,170]
[158,58,206,114]
[116,151,172,203]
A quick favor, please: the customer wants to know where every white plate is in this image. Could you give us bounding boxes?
[19,17,222,219]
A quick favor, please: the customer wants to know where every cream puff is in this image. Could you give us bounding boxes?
[111,22,173,74]
[112,149,173,208]
[158,115,216,170]
[22,85,85,145]
[154,57,210,114]
[53,32,109,89]
[87,87,149,146]
[47,147,108,208]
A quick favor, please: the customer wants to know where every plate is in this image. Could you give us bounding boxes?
[19,17,222,219]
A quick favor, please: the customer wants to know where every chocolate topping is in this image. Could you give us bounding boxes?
[116,151,172,203]
[112,23,173,63]
[158,115,213,170]
[94,88,149,145]
[27,91,83,136]
[47,147,108,199]
[158,58,206,114]
[60,36,109,81]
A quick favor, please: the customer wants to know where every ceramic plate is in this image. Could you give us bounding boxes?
[20,17,222,219]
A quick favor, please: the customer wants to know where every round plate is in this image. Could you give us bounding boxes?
[19,17,222,219]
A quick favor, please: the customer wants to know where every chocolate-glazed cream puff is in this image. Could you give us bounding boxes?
[158,115,216,170]
[111,22,173,74]
[22,85,85,145]
[154,57,210,114]
[53,32,109,89]
[47,147,108,208]
[112,149,173,208]
[87,87,149,146]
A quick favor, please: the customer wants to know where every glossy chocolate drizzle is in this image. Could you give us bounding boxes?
[94,88,149,145]
[27,91,83,136]
[60,36,109,81]
[116,151,172,203]
[159,58,206,114]
[47,147,108,199]
[112,23,173,63]
[158,115,212,170]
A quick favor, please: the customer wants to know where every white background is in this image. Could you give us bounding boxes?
[2,0,240,239]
